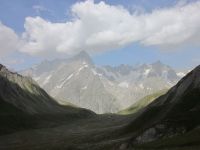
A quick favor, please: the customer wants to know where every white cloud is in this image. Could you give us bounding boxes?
[0,22,19,57]
[33,5,48,14]
[20,0,200,57]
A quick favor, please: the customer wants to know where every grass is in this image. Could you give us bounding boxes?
[132,127,200,150]
[118,89,168,115]
[1,66,200,150]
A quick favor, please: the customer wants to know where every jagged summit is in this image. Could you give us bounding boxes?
[72,50,93,64]
[152,60,162,65]
[0,64,18,76]
[21,55,181,113]
[151,60,168,69]
[21,50,118,114]
[76,50,90,57]
[0,64,4,70]
[0,64,7,72]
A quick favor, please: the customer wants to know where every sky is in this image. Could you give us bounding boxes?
[0,0,200,71]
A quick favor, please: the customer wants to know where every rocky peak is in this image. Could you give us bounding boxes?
[72,51,93,65]
[0,64,13,75]
[0,64,6,71]
[151,60,163,66]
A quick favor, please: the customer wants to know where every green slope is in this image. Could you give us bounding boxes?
[118,89,168,115]
[1,64,200,150]
[0,64,94,115]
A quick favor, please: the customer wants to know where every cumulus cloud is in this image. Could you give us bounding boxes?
[0,22,19,57]
[20,0,200,57]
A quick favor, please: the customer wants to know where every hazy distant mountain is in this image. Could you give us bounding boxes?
[118,89,168,115]
[21,51,181,113]
[2,63,200,150]
[97,60,180,109]
[22,51,119,113]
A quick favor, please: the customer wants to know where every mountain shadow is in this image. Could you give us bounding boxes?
[0,64,94,135]
[123,65,200,149]
[1,64,200,150]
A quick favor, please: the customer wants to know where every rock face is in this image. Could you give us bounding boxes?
[0,64,94,135]
[21,51,181,113]
[97,61,179,109]
[22,51,119,114]
[1,64,200,150]
[0,64,92,115]
[125,65,200,148]
[0,64,61,114]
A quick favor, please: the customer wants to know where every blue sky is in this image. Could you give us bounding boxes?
[0,0,200,71]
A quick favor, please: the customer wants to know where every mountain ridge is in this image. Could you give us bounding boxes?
[21,51,183,113]
[1,63,200,149]
[0,63,94,115]
[122,65,200,149]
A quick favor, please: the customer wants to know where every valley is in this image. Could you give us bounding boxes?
[1,63,200,150]
[0,0,200,149]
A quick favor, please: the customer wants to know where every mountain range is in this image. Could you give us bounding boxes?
[1,62,200,150]
[21,51,186,113]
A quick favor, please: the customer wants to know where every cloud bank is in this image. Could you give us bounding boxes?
[1,0,200,58]
[0,22,19,57]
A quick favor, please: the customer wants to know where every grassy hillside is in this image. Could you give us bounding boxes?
[118,89,168,115]
[1,65,200,150]
[0,64,95,136]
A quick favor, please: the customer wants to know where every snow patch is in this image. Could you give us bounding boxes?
[108,81,114,86]
[147,87,151,90]
[118,81,129,88]
[42,75,52,85]
[76,64,89,75]
[81,86,87,90]
[34,76,41,81]
[82,61,87,65]
[139,83,144,89]
[144,69,151,76]
[177,72,186,78]
[56,73,74,88]
[92,69,102,76]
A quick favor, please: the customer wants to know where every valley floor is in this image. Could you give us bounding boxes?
[0,114,134,150]
[1,113,200,150]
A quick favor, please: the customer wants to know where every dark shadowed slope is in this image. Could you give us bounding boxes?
[0,64,94,135]
[0,64,94,114]
[122,65,200,149]
[0,64,133,150]
[1,64,200,150]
